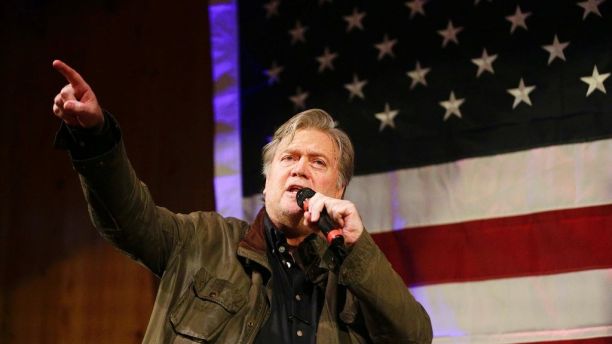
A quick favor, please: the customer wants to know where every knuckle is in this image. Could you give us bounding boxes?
[60,87,73,98]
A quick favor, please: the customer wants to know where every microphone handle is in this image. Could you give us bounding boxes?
[317,209,336,234]
[319,209,345,247]
[320,210,346,264]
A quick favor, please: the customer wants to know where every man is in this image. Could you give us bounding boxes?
[52,59,433,343]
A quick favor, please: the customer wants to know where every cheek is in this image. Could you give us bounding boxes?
[316,175,342,197]
[265,170,287,195]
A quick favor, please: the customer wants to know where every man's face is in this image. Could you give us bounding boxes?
[264,128,344,231]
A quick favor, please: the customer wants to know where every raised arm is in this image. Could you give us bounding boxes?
[51,60,189,276]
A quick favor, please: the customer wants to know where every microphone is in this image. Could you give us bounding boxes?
[296,188,345,247]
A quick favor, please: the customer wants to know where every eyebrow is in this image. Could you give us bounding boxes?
[281,148,331,162]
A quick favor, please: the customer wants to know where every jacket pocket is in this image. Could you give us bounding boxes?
[170,267,246,342]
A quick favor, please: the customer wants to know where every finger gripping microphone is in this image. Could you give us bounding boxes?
[296,188,344,247]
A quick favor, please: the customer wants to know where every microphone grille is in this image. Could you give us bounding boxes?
[296,188,315,210]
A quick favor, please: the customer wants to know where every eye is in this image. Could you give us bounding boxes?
[313,159,326,167]
[280,154,294,162]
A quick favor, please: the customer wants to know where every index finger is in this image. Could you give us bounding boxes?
[52,59,88,90]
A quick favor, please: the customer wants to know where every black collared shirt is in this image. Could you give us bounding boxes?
[254,215,325,344]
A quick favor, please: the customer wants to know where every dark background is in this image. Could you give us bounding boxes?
[0,0,215,342]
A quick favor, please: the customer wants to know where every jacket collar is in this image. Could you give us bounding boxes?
[237,208,270,272]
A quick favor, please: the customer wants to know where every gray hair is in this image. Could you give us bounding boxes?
[262,109,354,189]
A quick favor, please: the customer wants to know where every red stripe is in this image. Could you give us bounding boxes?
[523,337,612,344]
[372,204,612,286]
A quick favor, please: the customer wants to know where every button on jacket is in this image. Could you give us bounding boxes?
[71,138,433,343]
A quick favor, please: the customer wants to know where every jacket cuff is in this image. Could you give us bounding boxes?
[70,138,127,177]
[337,229,379,286]
[53,111,121,160]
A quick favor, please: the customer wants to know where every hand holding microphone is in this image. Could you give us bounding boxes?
[296,188,345,247]
[296,187,364,247]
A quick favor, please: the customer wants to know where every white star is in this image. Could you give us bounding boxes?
[577,0,605,20]
[542,35,570,65]
[289,87,309,110]
[263,0,280,18]
[375,103,399,131]
[289,21,308,45]
[471,48,498,77]
[263,61,284,85]
[316,47,338,73]
[406,61,431,89]
[507,78,536,109]
[437,21,463,48]
[343,8,366,32]
[344,74,368,100]
[374,34,397,60]
[405,0,427,19]
[440,91,465,121]
[506,6,532,34]
[580,65,610,96]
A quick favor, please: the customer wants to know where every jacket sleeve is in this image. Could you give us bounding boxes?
[338,230,433,343]
[70,135,196,277]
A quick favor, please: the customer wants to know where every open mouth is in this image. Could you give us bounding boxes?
[287,185,304,194]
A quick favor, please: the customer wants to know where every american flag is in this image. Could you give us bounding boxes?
[210,0,612,342]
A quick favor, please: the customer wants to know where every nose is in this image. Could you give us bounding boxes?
[290,156,309,177]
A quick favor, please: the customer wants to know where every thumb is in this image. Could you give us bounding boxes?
[63,100,87,113]
[64,100,104,129]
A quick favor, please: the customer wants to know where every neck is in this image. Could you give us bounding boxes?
[268,212,312,247]
[285,235,308,247]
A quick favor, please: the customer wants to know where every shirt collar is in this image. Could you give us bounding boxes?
[263,211,333,285]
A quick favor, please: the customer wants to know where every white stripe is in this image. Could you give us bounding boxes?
[242,139,612,228]
[409,269,612,343]
[433,327,612,344]
[347,139,612,232]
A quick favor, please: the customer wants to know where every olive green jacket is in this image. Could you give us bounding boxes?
[72,141,433,343]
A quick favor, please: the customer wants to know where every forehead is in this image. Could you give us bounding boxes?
[277,129,337,159]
